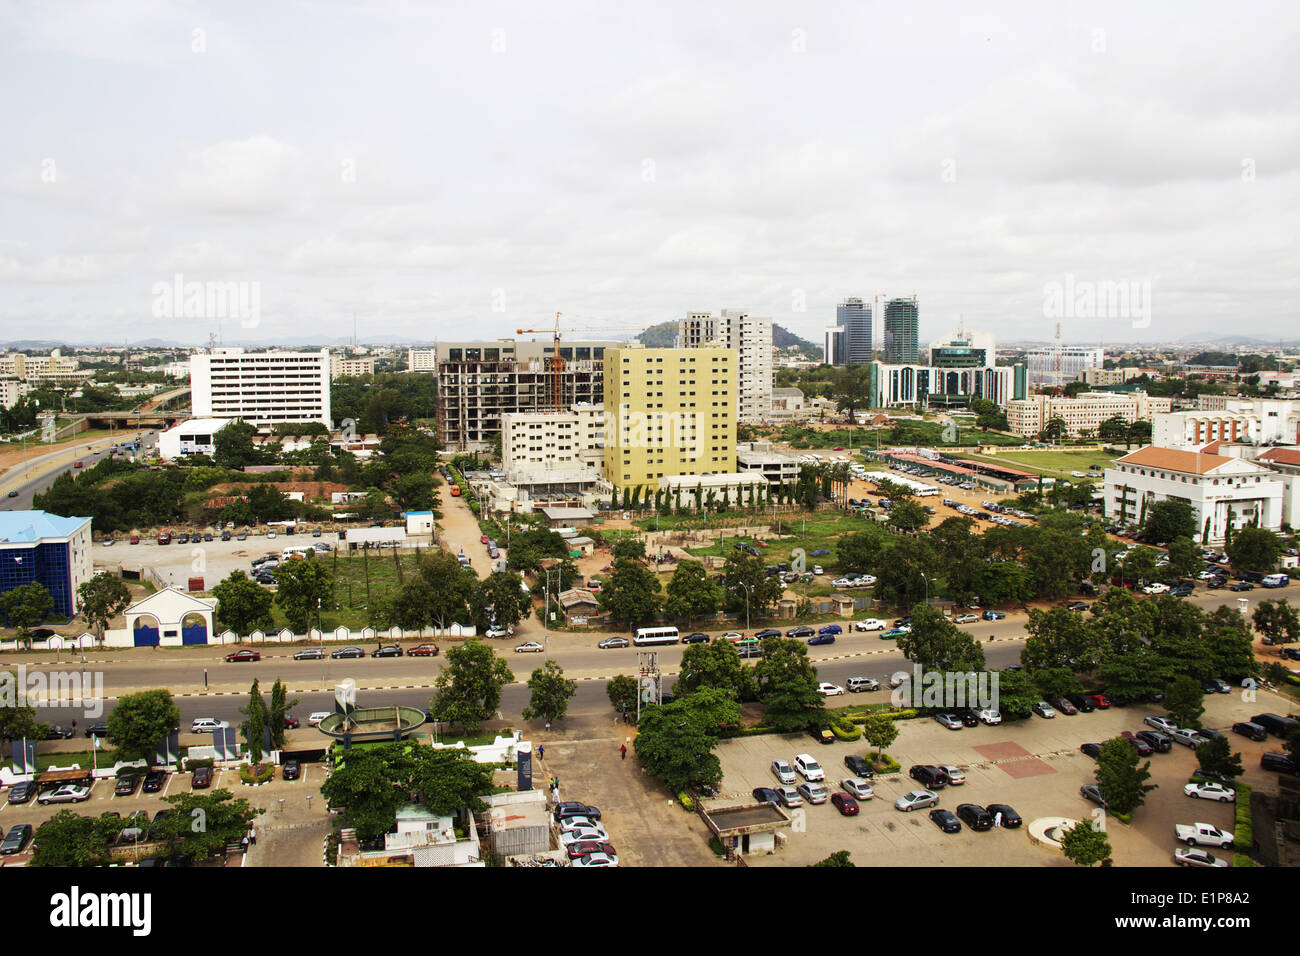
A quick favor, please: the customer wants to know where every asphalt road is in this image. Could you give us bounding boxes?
[13,575,1287,740]
[0,429,153,511]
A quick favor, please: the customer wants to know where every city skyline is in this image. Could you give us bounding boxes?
[2,2,1297,347]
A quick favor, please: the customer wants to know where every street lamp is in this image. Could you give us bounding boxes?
[920,572,930,606]
[740,582,752,634]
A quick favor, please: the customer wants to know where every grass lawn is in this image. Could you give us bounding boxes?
[263,551,415,631]
[680,511,866,565]
[961,448,1120,478]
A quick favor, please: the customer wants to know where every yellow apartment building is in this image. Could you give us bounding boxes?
[603,343,737,489]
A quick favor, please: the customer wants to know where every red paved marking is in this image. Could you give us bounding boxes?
[997,758,1056,778]
[973,742,1030,760]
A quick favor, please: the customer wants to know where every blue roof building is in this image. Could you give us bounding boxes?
[0,510,94,621]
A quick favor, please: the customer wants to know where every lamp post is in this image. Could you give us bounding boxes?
[740,582,752,634]
[920,572,930,607]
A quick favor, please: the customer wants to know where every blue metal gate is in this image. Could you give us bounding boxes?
[133,624,159,647]
[181,623,208,645]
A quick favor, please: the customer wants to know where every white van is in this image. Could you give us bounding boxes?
[1262,573,1289,588]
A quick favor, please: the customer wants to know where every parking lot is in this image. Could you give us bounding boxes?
[0,762,325,866]
[713,687,1292,867]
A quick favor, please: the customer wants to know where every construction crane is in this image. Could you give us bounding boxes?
[515,312,641,411]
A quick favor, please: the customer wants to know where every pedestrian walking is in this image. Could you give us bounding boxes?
[620,744,627,760]
[544,721,551,733]
[994,811,1002,829]
[537,744,544,761]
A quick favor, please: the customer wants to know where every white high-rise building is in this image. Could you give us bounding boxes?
[676,309,773,422]
[1023,345,1105,385]
[190,347,331,426]
[407,348,438,373]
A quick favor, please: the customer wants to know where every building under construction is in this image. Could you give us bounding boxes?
[435,339,622,452]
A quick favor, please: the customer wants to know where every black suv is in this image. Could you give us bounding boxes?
[908,765,949,789]
[282,759,301,781]
[955,803,993,831]
[1066,694,1096,713]
[142,768,167,793]
[1135,730,1172,753]
[1261,752,1299,775]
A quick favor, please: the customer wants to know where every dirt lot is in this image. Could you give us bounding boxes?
[539,730,724,868]
[712,687,1291,867]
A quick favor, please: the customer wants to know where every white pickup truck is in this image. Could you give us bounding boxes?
[1175,822,1234,848]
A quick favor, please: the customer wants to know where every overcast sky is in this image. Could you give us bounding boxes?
[2,0,1297,348]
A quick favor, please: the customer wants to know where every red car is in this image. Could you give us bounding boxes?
[830,793,860,816]
[1120,731,1153,756]
[191,766,213,789]
[408,643,440,657]
[480,535,489,544]
[225,649,261,663]
[566,840,615,860]
[283,715,300,729]
[1086,693,1112,709]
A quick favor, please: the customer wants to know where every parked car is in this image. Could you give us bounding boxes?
[830,792,859,816]
[7,781,36,804]
[940,765,966,786]
[797,782,829,804]
[293,647,324,660]
[1175,822,1234,848]
[1066,601,1090,611]
[818,682,845,697]
[1135,730,1173,753]
[894,789,940,812]
[1085,693,1112,710]
[752,787,781,805]
[843,755,875,778]
[680,632,710,645]
[774,786,803,809]
[977,708,1002,725]
[142,769,167,793]
[1120,731,1154,756]
[786,626,815,638]
[39,784,92,804]
[83,721,109,737]
[953,613,978,624]
[191,766,214,789]
[566,840,616,860]
[1261,752,1299,774]
[514,641,545,654]
[793,753,825,781]
[44,723,74,739]
[1033,701,1057,719]
[1054,698,1079,716]
[1067,694,1096,713]
[754,628,782,639]
[982,610,1005,621]
[281,759,301,781]
[1174,847,1228,867]
[855,619,887,632]
[554,802,602,822]
[1170,727,1206,748]
[1232,721,1267,741]
[330,646,364,659]
[929,808,962,833]
[1184,781,1235,802]
[986,803,1022,828]
[933,712,963,730]
[283,715,300,729]
[371,644,403,658]
[1,824,33,855]
[955,803,993,831]
[771,758,797,784]
[841,776,873,800]
[1080,784,1108,808]
[909,765,949,789]
[408,643,440,657]
[847,677,879,693]
[190,717,228,733]
[1080,742,1102,759]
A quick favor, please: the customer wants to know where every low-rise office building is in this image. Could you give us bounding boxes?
[0,511,94,619]
[157,418,233,460]
[1006,390,1171,437]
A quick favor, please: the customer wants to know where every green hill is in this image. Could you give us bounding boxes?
[637,320,820,354]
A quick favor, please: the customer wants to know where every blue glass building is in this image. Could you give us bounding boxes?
[0,511,93,621]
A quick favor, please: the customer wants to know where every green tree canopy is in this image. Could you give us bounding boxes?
[521,660,577,723]
[105,689,180,762]
[429,639,513,733]
[213,569,274,635]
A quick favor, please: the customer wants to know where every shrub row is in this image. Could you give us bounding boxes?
[677,792,694,812]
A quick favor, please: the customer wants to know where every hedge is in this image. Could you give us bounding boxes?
[831,718,861,742]
[869,754,902,774]
[677,792,694,812]
[1233,853,1254,867]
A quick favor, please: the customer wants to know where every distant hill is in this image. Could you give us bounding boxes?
[637,321,821,355]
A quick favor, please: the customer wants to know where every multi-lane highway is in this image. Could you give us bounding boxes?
[0,429,152,510]
[7,578,1284,739]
